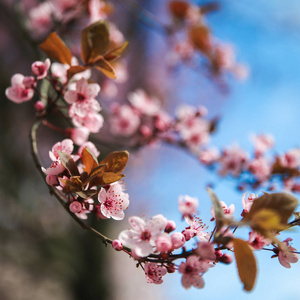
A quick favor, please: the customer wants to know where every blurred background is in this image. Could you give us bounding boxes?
[1,0,300,299]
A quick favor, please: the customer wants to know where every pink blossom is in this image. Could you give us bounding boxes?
[31,58,51,80]
[71,111,104,133]
[43,139,74,176]
[98,183,129,220]
[109,105,141,137]
[69,201,82,213]
[155,111,172,132]
[195,242,216,260]
[128,89,161,116]
[199,147,220,165]
[211,201,235,220]
[67,127,90,146]
[65,78,101,117]
[242,193,258,214]
[165,220,176,233]
[219,144,249,177]
[178,256,206,289]
[144,262,167,284]
[27,2,54,37]
[89,0,109,23]
[248,231,271,250]
[279,149,300,169]
[178,195,199,218]
[185,216,210,242]
[278,238,299,268]
[155,233,173,253]
[76,198,94,220]
[46,174,59,186]
[118,214,168,257]
[248,157,271,182]
[5,73,34,103]
[34,101,45,113]
[251,134,274,156]
[171,232,186,249]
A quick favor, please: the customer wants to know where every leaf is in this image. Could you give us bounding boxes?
[57,151,80,176]
[102,172,125,185]
[206,187,225,231]
[76,190,98,199]
[67,65,90,80]
[189,25,211,54]
[169,1,190,19]
[233,238,257,292]
[100,151,129,174]
[104,41,129,62]
[271,157,300,177]
[81,20,110,65]
[94,57,116,79]
[81,147,98,175]
[39,32,73,65]
[244,192,299,226]
[250,209,287,233]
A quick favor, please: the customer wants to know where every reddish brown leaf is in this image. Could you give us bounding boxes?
[189,25,212,54]
[102,172,125,185]
[57,151,80,176]
[100,151,129,174]
[271,157,300,177]
[233,238,257,292]
[104,41,129,62]
[169,1,190,19]
[81,147,98,175]
[81,20,110,65]
[39,32,73,65]
[94,57,116,79]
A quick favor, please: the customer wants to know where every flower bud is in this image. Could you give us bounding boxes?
[171,232,185,249]
[69,201,82,213]
[165,220,176,233]
[112,239,123,251]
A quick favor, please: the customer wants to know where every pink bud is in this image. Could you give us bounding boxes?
[112,239,123,251]
[171,232,185,249]
[182,229,195,241]
[45,174,58,186]
[165,220,176,233]
[219,253,233,264]
[35,101,45,113]
[69,201,82,213]
[155,234,173,253]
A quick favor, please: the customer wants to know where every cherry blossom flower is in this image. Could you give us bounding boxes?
[27,2,54,37]
[251,134,274,157]
[78,141,100,158]
[109,104,141,137]
[67,127,90,146]
[184,216,210,242]
[279,149,300,169]
[248,157,272,182]
[178,256,206,289]
[43,139,74,176]
[276,238,299,268]
[241,193,258,215]
[31,58,51,80]
[65,78,101,117]
[199,147,220,165]
[219,144,249,177]
[128,89,161,116]
[211,201,235,220]
[195,242,216,260]
[98,183,129,220]
[165,220,176,233]
[144,262,167,284]
[71,110,104,133]
[248,231,271,250]
[118,214,168,257]
[178,195,199,218]
[76,198,94,220]
[5,73,34,103]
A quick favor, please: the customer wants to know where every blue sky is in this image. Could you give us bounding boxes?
[124,1,300,299]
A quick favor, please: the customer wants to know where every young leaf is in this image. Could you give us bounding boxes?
[206,187,225,231]
[169,1,190,19]
[100,151,129,174]
[104,41,129,62]
[244,192,299,226]
[81,20,110,65]
[233,238,257,292]
[39,32,73,65]
[189,25,211,54]
[102,172,125,185]
[94,57,116,79]
[81,147,98,175]
[57,151,80,176]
